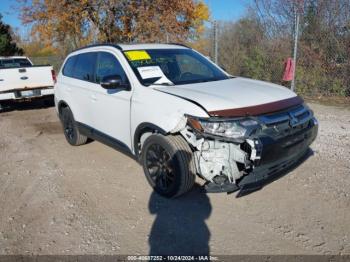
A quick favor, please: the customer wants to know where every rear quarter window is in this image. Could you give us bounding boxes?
[62,56,77,77]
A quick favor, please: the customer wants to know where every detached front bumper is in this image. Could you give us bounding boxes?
[183,102,318,196]
[236,117,318,196]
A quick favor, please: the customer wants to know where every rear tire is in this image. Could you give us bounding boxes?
[61,107,87,146]
[141,134,196,198]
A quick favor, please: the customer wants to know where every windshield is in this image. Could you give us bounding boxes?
[0,58,32,68]
[123,49,229,86]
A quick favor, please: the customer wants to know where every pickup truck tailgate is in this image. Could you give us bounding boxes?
[0,66,54,92]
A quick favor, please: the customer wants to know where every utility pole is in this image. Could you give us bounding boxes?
[213,20,218,64]
[291,3,301,91]
[166,31,169,43]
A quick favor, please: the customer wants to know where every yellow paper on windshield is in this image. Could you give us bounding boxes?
[125,50,151,61]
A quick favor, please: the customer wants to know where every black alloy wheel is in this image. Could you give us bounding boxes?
[61,107,87,146]
[141,134,196,198]
[145,143,176,191]
[63,112,75,141]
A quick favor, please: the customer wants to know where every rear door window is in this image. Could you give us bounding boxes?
[73,52,97,82]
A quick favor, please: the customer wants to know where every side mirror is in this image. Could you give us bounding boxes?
[100,75,130,90]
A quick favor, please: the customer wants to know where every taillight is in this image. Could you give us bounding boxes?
[51,70,57,84]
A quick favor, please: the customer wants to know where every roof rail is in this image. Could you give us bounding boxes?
[167,42,191,49]
[72,42,191,53]
[72,43,123,53]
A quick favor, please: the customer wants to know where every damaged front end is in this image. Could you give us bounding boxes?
[180,103,318,196]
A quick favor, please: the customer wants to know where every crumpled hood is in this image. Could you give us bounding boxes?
[154,77,299,116]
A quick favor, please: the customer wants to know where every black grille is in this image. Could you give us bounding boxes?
[258,104,313,139]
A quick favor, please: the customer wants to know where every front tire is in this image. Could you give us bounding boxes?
[61,107,88,146]
[141,134,196,198]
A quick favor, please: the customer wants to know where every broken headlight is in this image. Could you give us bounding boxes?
[188,116,260,140]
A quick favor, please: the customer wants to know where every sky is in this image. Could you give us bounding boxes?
[205,0,251,21]
[0,0,251,36]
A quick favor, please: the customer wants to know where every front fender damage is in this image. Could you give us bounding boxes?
[175,110,317,195]
[177,122,263,193]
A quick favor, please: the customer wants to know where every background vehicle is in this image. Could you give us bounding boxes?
[0,56,56,110]
[55,44,318,198]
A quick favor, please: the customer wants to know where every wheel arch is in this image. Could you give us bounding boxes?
[133,122,167,159]
[57,100,69,116]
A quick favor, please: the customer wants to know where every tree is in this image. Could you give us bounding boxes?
[0,14,23,56]
[19,0,209,54]
[21,40,58,57]
[242,0,350,96]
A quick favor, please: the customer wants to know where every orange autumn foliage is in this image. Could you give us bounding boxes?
[19,0,209,53]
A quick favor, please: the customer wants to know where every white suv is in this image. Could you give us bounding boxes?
[55,43,318,198]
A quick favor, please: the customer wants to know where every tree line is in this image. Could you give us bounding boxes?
[207,0,350,96]
[18,0,209,55]
[1,0,349,97]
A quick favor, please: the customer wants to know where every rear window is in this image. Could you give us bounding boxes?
[0,58,32,68]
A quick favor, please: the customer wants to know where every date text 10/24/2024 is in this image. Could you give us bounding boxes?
[127,255,218,261]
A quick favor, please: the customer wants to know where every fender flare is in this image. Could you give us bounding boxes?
[133,122,167,159]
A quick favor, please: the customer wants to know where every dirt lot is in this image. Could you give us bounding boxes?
[0,101,349,255]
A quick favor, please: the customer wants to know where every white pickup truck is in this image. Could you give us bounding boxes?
[0,56,56,110]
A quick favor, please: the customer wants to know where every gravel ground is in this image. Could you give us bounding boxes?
[0,101,349,255]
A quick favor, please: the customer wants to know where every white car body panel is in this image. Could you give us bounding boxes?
[130,85,209,147]
[57,76,97,126]
[87,49,134,147]
[0,66,54,91]
[154,77,296,112]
